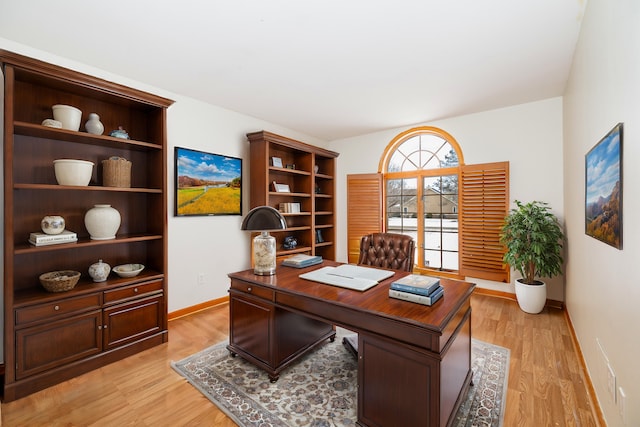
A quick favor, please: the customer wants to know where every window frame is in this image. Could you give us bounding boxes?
[379,126,465,279]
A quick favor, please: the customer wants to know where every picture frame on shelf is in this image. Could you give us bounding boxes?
[273,182,291,193]
[174,146,243,216]
[585,122,623,249]
[271,157,283,168]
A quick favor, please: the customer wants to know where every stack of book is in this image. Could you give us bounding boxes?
[388,274,444,306]
[279,202,301,213]
[29,230,78,246]
[282,254,323,268]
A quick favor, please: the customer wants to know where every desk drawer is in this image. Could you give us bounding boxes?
[16,293,101,326]
[230,280,274,301]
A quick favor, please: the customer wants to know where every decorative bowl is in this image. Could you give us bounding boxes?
[53,159,94,186]
[52,104,82,131]
[41,119,62,128]
[113,264,145,278]
[39,270,81,293]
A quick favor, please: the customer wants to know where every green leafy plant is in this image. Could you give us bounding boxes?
[500,200,564,285]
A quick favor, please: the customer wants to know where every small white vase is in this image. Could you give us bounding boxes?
[41,215,65,235]
[85,113,104,135]
[84,204,121,240]
[88,259,111,282]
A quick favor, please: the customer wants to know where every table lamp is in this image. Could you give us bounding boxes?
[241,206,287,275]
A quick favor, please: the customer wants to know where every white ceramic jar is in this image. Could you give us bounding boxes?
[84,204,121,240]
[88,259,111,282]
[85,113,104,135]
[41,215,65,235]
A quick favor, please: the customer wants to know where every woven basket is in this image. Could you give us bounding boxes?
[39,270,81,293]
[102,156,131,188]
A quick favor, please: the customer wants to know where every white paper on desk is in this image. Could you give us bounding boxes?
[299,265,394,291]
[328,264,395,282]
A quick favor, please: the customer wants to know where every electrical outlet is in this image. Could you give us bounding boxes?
[197,273,206,286]
[606,363,616,403]
[618,387,627,424]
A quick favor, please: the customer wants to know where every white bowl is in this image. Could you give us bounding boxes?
[52,104,82,131]
[113,264,145,278]
[53,159,94,186]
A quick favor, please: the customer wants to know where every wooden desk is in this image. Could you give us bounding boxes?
[227,261,475,427]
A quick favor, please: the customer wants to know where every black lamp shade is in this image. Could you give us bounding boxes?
[241,206,287,231]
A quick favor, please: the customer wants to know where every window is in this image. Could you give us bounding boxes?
[381,127,463,276]
[378,127,509,282]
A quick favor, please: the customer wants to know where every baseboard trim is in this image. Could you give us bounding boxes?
[473,287,564,310]
[168,296,229,321]
[563,307,606,427]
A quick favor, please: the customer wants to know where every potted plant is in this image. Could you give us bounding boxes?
[500,200,564,314]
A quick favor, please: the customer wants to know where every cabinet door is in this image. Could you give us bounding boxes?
[229,293,272,364]
[103,294,164,350]
[16,310,102,380]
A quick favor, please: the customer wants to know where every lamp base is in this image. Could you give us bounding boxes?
[253,268,276,276]
[252,231,277,275]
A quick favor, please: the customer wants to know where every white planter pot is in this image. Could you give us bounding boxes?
[514,279,547,314]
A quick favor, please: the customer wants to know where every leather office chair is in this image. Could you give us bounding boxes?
[343,232,415,357]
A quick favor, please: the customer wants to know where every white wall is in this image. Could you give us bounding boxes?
[0,39,326,314]
[329,97,565,299]
[563,0,640,425]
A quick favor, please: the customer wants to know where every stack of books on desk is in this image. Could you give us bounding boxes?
[282,254,323,268]
[388,274,444,306]
[29,230,78,246]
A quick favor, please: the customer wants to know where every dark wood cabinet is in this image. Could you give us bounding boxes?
[246,131,339,261]
[1,51,173,401]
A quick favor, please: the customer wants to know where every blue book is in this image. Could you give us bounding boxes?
[389,286,444,306]
[282,254,323,268]
[390,274,441,296]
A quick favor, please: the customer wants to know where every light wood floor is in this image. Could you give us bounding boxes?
[1,294,600,426]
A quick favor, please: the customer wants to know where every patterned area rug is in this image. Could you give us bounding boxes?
[172,328,509,427]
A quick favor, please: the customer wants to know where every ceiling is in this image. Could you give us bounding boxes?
[0,0,586,141]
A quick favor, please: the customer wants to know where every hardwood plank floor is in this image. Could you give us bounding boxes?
[1,294,600,426]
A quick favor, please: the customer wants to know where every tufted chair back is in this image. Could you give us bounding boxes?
[357,232,415,272]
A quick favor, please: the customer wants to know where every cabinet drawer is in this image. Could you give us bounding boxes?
[103,279,163,304]
[15,293,102,326]
[230,280,274,301]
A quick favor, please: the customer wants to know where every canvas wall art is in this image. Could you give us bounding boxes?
[585,123,623,249]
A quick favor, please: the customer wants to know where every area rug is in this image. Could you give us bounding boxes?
[172,328,509,427]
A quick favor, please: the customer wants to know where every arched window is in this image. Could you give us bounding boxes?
[380,127,464,275]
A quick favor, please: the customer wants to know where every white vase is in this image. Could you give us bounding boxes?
[88,259,111,282]
[84,204,121,240]
[41,215,65,235]
[514,279,547,314]
[85,112,104,135]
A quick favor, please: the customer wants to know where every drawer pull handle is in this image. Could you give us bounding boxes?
[134,288,138,293]
[54,305,60,311]
[247,287,252,292]
[98,325,102,330]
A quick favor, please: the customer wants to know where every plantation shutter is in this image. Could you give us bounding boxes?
[459,162,510,282]
[347,173,383,263]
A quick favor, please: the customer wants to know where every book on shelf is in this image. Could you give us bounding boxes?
[29,230,78,246]
[279,202,301,213]
[282,254,323,268]
[389,285,444,306]
[390,274,441,296]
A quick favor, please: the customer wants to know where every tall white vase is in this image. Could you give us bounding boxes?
[84,204,121,240]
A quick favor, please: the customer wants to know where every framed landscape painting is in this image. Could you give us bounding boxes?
[174,147,242,216]
[585,123,623,249]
